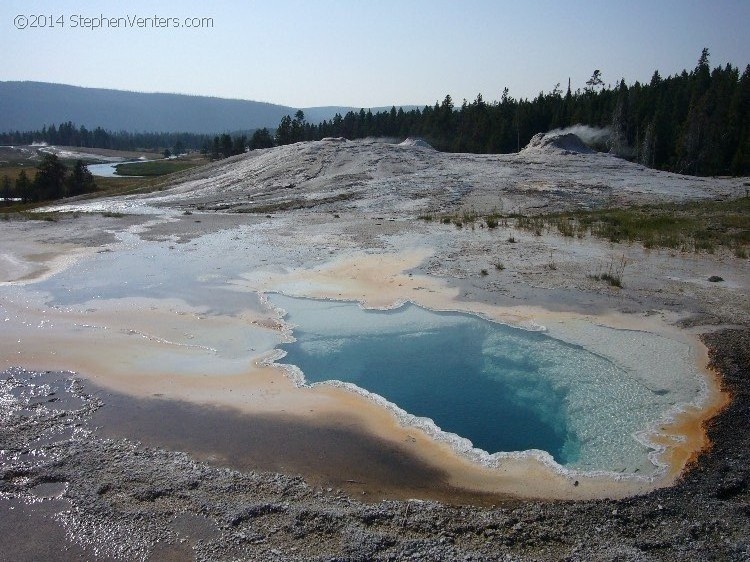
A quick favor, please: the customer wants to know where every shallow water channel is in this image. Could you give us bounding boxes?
[87,160,145,177]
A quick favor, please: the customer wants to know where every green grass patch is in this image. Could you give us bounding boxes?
[114,158,206,177]
[588,255,628,288]
[516,215,545,235]
[0,166,38,183]
[598,272,622,287]
[21,211,60,222]
[513,196,750,256]
[436,210,480,227]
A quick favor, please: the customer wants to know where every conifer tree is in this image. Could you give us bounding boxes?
[15,170,30,203]
[275,115,293,145]
[66,160,97,196]
[249,128,274,150]
[33,153,67,200]
[1,175,11,204]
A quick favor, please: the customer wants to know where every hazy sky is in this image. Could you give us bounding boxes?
[2,0,748,108]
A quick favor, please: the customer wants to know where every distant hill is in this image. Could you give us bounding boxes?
[0,82,418,134]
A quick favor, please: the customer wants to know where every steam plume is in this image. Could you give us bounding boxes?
[546,125,611,145]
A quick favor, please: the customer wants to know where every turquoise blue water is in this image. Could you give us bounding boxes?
[270,295,624,464]
[269,294,661,472]
[282,309,576,463]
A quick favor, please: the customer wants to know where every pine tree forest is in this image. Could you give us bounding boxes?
[274,50,749,177]
[2,50,747,177]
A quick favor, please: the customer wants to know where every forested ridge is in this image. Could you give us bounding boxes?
[274,50,749,176]
[2,50,748,176]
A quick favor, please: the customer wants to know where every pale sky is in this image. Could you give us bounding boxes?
[1,0,748,108]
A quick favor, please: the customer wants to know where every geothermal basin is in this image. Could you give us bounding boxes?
[0,211,725,501]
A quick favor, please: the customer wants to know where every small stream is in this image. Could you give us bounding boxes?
[88,159,147,177]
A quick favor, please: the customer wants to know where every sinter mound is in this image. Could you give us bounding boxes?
[398,137,435,150]
[523,132,595,154]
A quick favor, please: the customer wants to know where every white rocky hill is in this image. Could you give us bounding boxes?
[54,136,747,215]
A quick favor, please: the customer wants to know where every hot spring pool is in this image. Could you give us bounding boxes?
[17,223,706,479]
[269,294,697,475]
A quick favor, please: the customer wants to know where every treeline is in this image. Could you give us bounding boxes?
[2,50,747,177]
[202,129,275,159]
[2,154,96,204]
[0,120,272,162]
[0,122,212,153]
[274,50,749,176]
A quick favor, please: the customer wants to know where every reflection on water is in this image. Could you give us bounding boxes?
[87,160,144,177]
[34,230,266,316]
[270,294,662,473]
[89,386,491,503]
